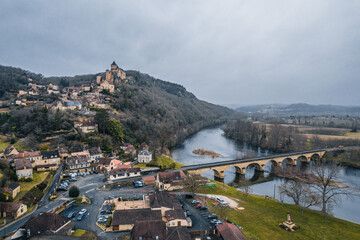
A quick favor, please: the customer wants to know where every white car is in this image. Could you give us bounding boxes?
[79,209,87,215]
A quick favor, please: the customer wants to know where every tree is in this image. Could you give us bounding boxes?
[94,109,109,134]
[278,180,320,215]
[183,174,201,195]
[312,161,353,221]
[69,186,80,198]
[106,119,125,145]
[240,180,252,201]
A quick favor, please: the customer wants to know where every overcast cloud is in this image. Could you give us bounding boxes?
[0,0,359,106]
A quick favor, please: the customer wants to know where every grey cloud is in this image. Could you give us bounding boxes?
[0,0,359,105]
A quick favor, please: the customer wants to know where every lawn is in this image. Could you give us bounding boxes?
[135,155,185,170]
[15,172,49,200]
[196,182,360,240]
[72,229,97,239]
[0,140,8,151]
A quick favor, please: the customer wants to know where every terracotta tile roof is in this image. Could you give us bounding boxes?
[158,171,185,183]
[130,220,166,240]
[13,151,41,159]
[216,223,247,240]
[112,209,162,226]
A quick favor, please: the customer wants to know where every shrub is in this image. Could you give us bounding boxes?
[106,216,112,227]
[25,178,33,182]
[69,186,80,198]
[37,182,47,191]
[10,138,16,144]
[39,145,51,151]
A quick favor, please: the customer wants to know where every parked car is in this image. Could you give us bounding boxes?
[191,200,199,204]
[216,197,225,203]
[208,214,218,219]
[77,214,85,221]
[185,194,194,199]
[185,210,192,216]
[196,204,202,209]
[215,220,223,225]
[79,209,87,215]
[220,202,229,206]
[200,206,208,210]
[57,186,67,191]
[210,219,218,224]
[69,178,77,182]
[67,211,76,219]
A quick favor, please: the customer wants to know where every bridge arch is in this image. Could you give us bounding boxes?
[264,159,278,172]
[310,153,321,161]
[282,157,295,167]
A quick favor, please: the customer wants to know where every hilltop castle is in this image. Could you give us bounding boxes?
[96,61,127,93]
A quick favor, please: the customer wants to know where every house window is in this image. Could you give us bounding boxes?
[21,208,23,213]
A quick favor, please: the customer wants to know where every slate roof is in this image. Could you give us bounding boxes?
[139,150,151,156]
[88,147,102,156]
[149,191,182,210]
[112,209,162,226]
[165,209,186,221]
[130,220,166,240]
[0,202,24,212]
[110,167,140,176]
[41,150,60,159]
[6,182,20,191]
[15,158,32,170]
[217,223,247,240]
[166,227,191,240]
[67,155,89,165]
[23,213,72,238]
[98,158,113,166]
[158,171,185,183]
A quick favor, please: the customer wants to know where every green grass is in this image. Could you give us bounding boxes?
[154,155,185,169]
[196,181,360,240]
[16,172,49,200]
[72,229,86,236]
[0,140,9,151]
[133,163,154,169]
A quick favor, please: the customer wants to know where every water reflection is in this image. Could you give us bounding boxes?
[171,126,360,224]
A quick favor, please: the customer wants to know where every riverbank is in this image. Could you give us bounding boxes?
[196,181,360,240]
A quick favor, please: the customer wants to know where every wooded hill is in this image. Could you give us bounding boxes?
[0,65,236,149]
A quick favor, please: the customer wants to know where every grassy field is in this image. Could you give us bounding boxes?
[0,140,8,151]
[196,182,360,240]
[15,172,49,200]
[135,154,185,170]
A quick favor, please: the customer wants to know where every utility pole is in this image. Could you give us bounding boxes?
[273,184,276,199]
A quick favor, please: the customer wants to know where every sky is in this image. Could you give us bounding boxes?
[0,0,360,106]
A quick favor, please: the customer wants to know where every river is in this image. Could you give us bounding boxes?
[171,127,360,224]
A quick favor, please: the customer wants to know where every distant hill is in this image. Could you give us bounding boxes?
[0,64,236,147]
[236,103,360,117]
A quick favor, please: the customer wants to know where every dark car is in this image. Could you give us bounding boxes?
[57,186,67,191]
[185,210,192,216]
[67,211,76,219]
[208,214,217,219]
[185,194,194,199]
[200,206,208,210]
[77,214,85,221]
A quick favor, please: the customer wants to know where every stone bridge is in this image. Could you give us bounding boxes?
[181,149,328,180]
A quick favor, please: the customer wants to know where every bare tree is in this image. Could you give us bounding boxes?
[183,174,202,195]
[312,161,353,221]
[240,180,252,201]
[278,180,320,215]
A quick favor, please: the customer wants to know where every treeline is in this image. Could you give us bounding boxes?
[224,119,360,153]
[223,119,307,153]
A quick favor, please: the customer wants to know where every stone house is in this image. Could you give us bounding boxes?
[138,150,152,163]
[88,147,103,163]
[39,150,61,171]
[67,155,91,172]
[216,222,247,240]
[0,202,27,218]
[15,158,33,179]
[13,151,42,168]
[108,167,141,181]
[2,182,21,199]
[156,171,186,191]
[165,209,188,228]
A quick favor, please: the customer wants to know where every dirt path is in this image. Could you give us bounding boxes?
[195,193,239,208]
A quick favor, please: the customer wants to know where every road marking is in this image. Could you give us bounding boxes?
[85,189,95,194]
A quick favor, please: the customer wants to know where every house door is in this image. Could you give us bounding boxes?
[113,225,119,231]
[178,221,181,226]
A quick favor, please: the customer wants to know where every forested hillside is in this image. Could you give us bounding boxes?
[0,65,236,150]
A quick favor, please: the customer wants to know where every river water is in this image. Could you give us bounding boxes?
[171,127,360,224]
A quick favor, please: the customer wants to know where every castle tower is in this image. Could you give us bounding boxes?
[105,69,112,81]
[111,61,118,72]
